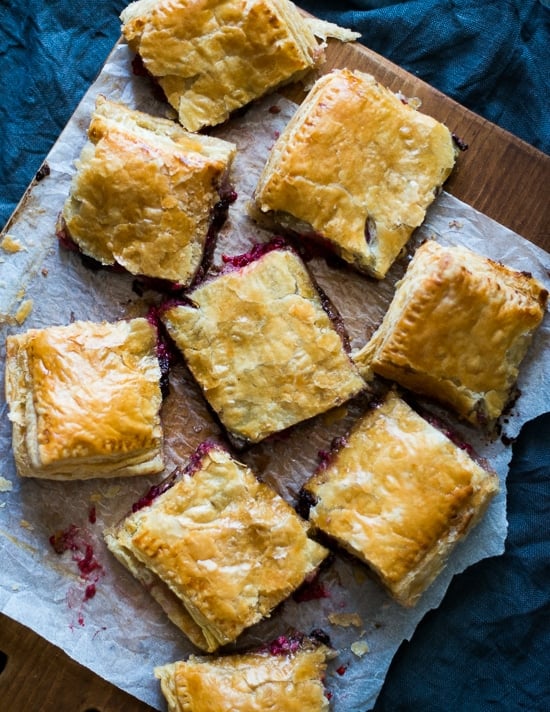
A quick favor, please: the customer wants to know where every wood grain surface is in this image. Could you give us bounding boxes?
[1,33,549,712]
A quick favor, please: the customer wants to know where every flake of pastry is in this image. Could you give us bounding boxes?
[104,441,329,652]
[154,633,333,712]
[120,0,327,132]
[306,17,361,45]
[0,477,13,493]
[327,611,362,628]
[4,317,164,479]
[15,298,33,324]
[302,389,500,607]
[161,242,366,446]
[352,240,548,426]
[60,96,237,286]
[253,68,458,279]
[350,639,370,657]
[0,235,24,253]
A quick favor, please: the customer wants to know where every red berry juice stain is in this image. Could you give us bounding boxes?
[293,568,330,603]
[131,468,179,513]
[49,522,104,627]
[84,583,97,601]
[266,634,303,656]
[221,236,288,270]
[293,579,330,603]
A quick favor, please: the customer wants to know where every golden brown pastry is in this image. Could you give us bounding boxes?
[104,441,329,652]
[160,244,366,446]
[4,318,164,480]
[60,96,236,285]
[154,636,332,712]
[120,0,326,132]
[253,68,458,279]
[353,240,548,426]
[302,389,500,606]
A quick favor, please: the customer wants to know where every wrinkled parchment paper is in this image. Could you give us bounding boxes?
[1,40,549,711]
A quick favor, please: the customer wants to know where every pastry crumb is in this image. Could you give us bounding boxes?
[306,18,361,45]
[20,519,34,530]
[0,476,13,492]
[328,611,363,628]
[1,235,25,253]
[15,299,34,324]
[351,639,370,657]
[395,91,422,109]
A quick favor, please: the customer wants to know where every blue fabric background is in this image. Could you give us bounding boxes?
[1,2,549,710]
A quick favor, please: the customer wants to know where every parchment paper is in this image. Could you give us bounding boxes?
[1,39,549,711]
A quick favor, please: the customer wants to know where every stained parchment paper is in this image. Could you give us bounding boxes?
[1,40,549,711]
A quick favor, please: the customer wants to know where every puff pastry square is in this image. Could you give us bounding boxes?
[4,318,164,480]
[253,68,457,279]
[120,0,324,132]
[353,240,548,426]
[161,244,365,445]
[302,389,500,606]
[155,637,332,712]
[105,442,328,651]
[60,96,236,285]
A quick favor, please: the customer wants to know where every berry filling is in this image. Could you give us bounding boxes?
[131,469,179,513]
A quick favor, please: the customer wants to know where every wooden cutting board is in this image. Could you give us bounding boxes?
[1,33,549,712]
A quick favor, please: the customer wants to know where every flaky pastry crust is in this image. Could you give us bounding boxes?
[303,389,499,606]
[155,642,331,712]
[105,442,328,652]
[253,68,457,278]
[61,96,236,284]
[352,240,548,425]
[4,318,164,480]
[120,0,324,131]
[161,247,365,445]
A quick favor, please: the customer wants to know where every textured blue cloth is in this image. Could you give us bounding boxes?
[0,2,549,711]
